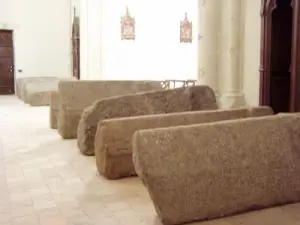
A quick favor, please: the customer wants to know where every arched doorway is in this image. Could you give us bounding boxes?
[72,7,80,80]
[260,0,300,113]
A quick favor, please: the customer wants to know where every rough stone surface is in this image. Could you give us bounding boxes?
[246,106,274,117]
[26,81,59,106]
[16,77,77,106]
[50,91,59,129]
[16,77,57,101]
[58,80,164,139]
[95,106,273,179]
[132,114,300,225]
[78,85,218,156]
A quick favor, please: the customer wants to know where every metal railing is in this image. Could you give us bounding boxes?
[161,79,197,89]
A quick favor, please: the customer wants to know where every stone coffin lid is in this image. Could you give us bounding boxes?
[59,80,164,139]
[132,113,300,225]
[58,80,164,110]
[95,106,273,180]
[77,85,218,156]
[100,106,273,157]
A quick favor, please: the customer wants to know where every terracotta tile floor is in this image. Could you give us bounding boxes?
[0,96,299,225]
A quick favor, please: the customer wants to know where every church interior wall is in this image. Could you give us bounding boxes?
[79,0,264,107]
[1,0,262,107]
[0,0,72,79]
[80,0,198,81]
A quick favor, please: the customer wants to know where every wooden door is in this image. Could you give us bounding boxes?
[0,30,14,94]
[72,8,80,80]
[260,0,293,113]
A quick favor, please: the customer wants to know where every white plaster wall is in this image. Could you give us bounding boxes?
[71,0,80,10]
[81,0,198,81]
[79,0,98,80]
[87,0,102,80]
[0,0,72,79]
[79,0,88,80]
[0,0,15,27]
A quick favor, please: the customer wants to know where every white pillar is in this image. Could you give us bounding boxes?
[221,0,244,108]
[79,0,88,80]
[197,0,219,94]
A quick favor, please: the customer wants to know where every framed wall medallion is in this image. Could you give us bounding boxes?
[120,7,135,40]
[180,12,193,43]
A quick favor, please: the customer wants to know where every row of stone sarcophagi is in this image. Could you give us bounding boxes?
[18,78,296,225]
[15,77,196,107]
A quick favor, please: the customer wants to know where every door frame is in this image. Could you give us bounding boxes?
[259,0,274,107]
[259,0,300,112]
[290,0,300,111]
[0,29,15,94]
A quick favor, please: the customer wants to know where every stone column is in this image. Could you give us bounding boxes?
[221,0,244,108]
[197,0,219,94]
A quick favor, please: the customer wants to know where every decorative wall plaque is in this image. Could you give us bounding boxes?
[120,7,135,40]
[180,12,193,43]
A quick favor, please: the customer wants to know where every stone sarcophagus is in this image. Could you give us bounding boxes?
[25,81,60,106]
[95,106,273,179]
[57,80,163,139]
[50,91,59,129]
[16,77,76,106]
[77,85,218,156]
[16,77,57,101]
[133,114,300,225]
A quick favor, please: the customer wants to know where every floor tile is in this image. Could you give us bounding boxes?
[225,207,299,225]
[281,203,300,220]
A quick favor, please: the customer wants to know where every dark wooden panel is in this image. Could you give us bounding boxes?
[0,57,14,90]
[259,0,276,106]
[0,47,13,57]
[270,76,290,113]
[0,30,14,95]
[259,0,296,113]
[0,31,13,47]
[0,86,14,95]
